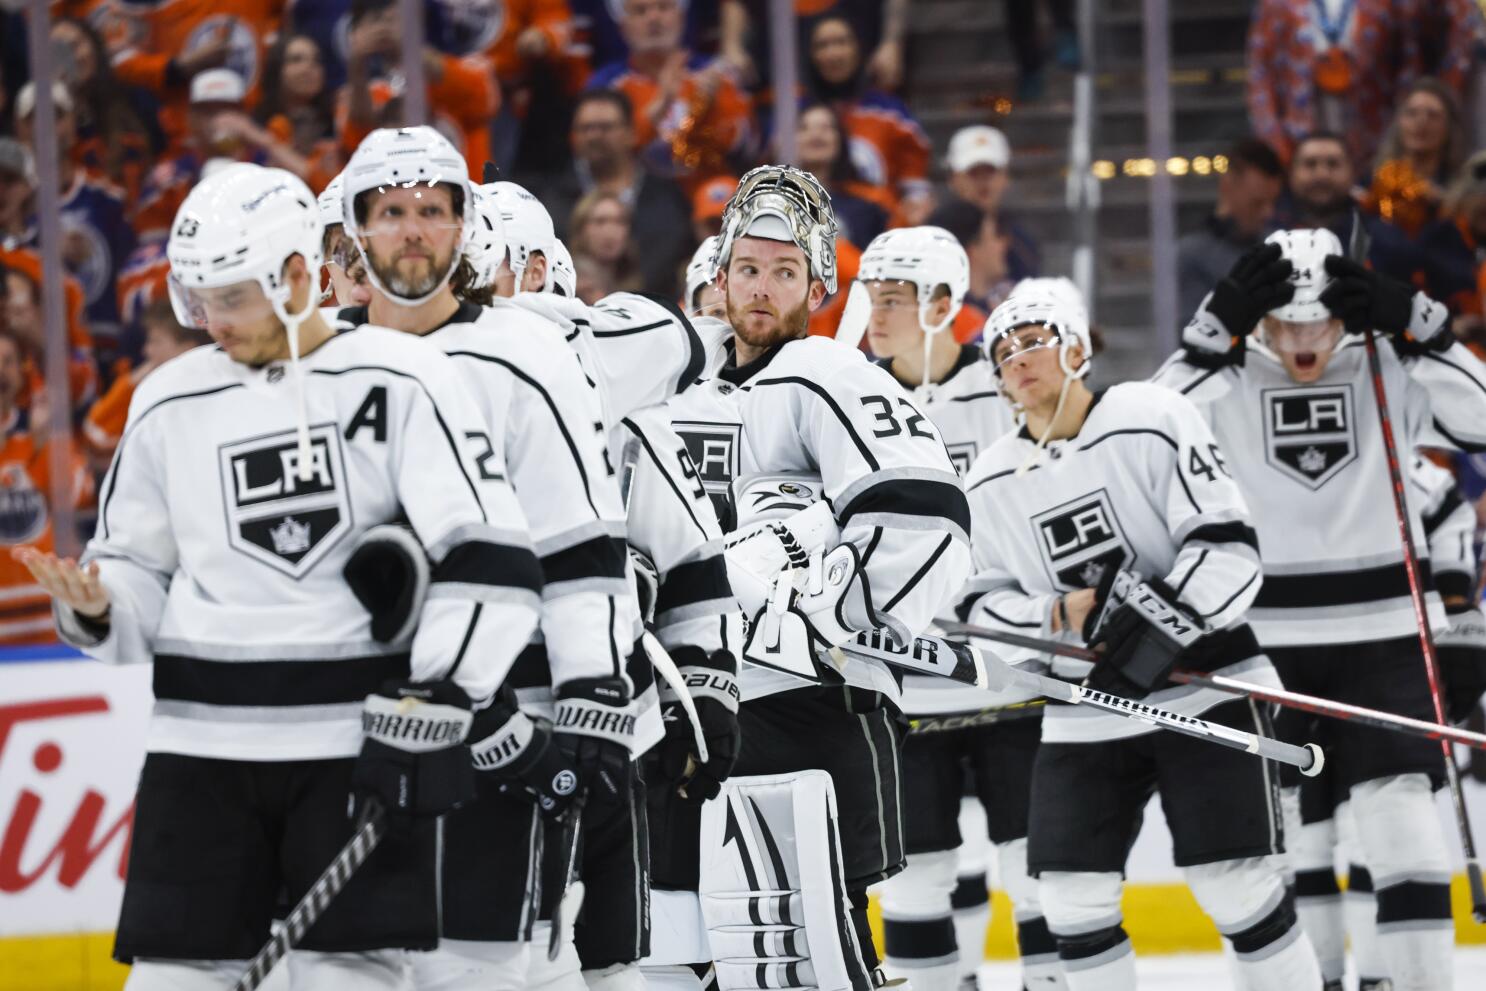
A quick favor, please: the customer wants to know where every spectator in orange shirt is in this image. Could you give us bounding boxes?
[83,298,211,466]
[587,0,753,187]
[0,249,98,415]
[110,0,287,114]
[427,0,575,92]
[0,328,94,645]
[339,0,501,180]
[805,15,931,222]
[794,100,895,247]
[691,174,736,242]
[51,16,157,203]
[255,33,342,192]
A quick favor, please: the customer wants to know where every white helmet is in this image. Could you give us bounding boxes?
[1263,228,1342,322]
[1008,276,1087,321]
[482,181,555,288]
[856,226,969,335]
[544,238,577,297]
[684,235,720,312]
[716,165,839,293]
[983,286,1093,382]
[167,163,323,330]
[318,171,345,230]
[465,184,509,291]
[341,126,473,307]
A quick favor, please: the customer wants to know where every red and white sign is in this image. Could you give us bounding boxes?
[0,660,150,937]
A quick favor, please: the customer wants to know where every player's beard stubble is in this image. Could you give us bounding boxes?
[727,293,812,352]
[366,242,458,299]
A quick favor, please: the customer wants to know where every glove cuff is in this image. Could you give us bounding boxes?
[470,705,536,771]
[660,663,741,714]
[362,685,472,753]
[555,678,637,748]
[1402,292,1450,352]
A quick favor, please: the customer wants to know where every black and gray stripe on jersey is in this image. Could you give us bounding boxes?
[832,467,971,547]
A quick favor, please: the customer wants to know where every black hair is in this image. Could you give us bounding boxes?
[1225,137,1283,179]
[926,199,990,249]
[573,88,635,124]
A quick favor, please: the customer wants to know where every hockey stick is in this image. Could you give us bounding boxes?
[643,631,710,764]
[549,793,587,961]
[1353,211,1486,923]
[941,620,1486,751]
[232,799,387,991]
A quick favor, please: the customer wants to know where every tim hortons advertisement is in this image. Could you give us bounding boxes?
[0,658,149,937]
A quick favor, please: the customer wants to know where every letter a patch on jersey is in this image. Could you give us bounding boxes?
[218,423,351,577]
[1033,489,1133,591]
[1263,385,1357,489]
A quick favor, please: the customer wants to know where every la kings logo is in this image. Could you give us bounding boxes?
[675,420,742,527]
[945,441,978,476]
[1032,490,1133,591]
[1263,385,1357,489]
[218,424,351,577]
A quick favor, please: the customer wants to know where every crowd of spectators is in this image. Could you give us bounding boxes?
[10,0,1486,644]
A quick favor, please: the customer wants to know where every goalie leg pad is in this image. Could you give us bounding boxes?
[699,771,873,991]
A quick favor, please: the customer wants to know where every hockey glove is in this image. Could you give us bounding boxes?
[1438,602,1486,725]
[1083,571,1206,698]
[468,690,580,818]
[1183,242,1294,364]
[1319,256,1451,352]
[655,648,742,804]
[343,524,430,645]
[353,679,474,829]
[553,676,636,803]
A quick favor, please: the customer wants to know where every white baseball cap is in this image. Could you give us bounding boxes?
[947,125,1010,173]
[190,69,246,106]
[16,81,73,120]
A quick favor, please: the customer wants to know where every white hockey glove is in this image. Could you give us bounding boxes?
[1084,568,1207,698]
[1439,603,1486,724]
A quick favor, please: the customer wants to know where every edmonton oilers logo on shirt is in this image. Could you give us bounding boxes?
[1263,385,1357,489]
[185,17,261,90]
[0,466,49,546]
[1032,489,1132,592]
[218,424,351,578]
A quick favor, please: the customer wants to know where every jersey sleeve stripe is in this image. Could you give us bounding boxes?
[153,652,412,707]
[540,535,630,584]
[1436,571,1474,600]
[838,477,972,544]
[1422,488,1465,535]
[432,540,545,594]
[1171,548,1210,599]
[1180,521,1260,552]
[656,555,733,615]
[881,534,954,613]
[446,351,603,518]
[750,375,882,471]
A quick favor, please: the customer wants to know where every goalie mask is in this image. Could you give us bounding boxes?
[342,126,473,308]
[715,165,839,293]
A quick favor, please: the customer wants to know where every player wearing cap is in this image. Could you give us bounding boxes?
[967,283,1323,990]
[656,165,971,990]
[1155,230,1486,990]
[17,162,543,989]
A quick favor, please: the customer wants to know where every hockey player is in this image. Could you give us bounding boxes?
[662,165,973,989]
[1156,228,1486,990]
[316,172,371,308]
[965,285,1322,989]
[334,127,641,990]
[852,227,1057,991]
[16,163,544,989]
[683,236,725,319]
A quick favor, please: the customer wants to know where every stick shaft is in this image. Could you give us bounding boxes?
[1362,328,1486,922]
[233,802,387,991]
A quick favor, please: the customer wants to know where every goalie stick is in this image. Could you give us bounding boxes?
[233,799,387,991]
[829,630,1323,775]
[940,620,1486,752]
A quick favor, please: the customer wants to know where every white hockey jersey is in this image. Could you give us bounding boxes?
[667,335,972,703]
[57,328,543,761]
[961,382,1279,743]
[1152,337,1486,646]
[1414,454,1479,602]
[879,346,1021,715]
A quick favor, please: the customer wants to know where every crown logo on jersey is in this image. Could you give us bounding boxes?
[270,516,313,556]
[1297,446,1327,474]
[1079,560,1107,587]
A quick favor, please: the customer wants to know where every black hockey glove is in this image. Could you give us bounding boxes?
[656,648,742,804]
[468,689,581,818]
[343,524,430,644]
[1319,256,1451,352]
[1083,571,1206,699]
[1182,242,1294,365]
[352,679,474,829]
[553,676,636,803]
[1439,602,1486,725]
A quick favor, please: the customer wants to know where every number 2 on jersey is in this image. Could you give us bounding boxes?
[860,395,935,440]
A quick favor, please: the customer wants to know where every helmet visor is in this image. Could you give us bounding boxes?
[989,323,1064,371]
[1261,316,1343,355]
[168,273,273,332]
